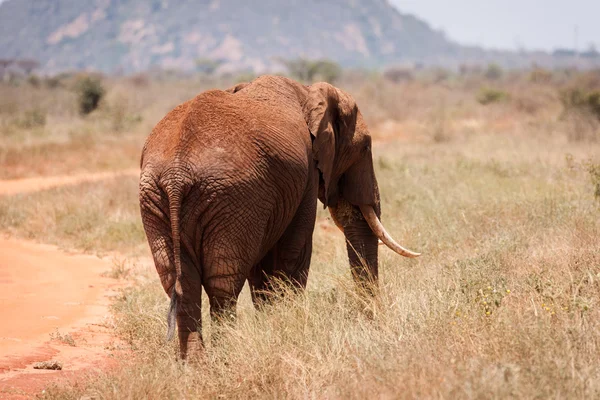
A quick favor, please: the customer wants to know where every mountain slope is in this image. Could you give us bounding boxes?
[0,0,459,73]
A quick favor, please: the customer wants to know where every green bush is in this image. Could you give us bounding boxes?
[559,88,600,120]
[278,58,342,83]
[484,63,503,81]
[27,74,41,88]
[195,58,223,75]
[529,68,553,84]
[477,88,509,105]
[75,75,105,115]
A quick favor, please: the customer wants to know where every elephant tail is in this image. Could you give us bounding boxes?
[165,180,185,342]
[166,286,177,341]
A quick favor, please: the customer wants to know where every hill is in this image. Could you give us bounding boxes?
[0,0,460,73]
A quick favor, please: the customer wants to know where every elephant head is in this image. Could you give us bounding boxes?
[303,83,420,291]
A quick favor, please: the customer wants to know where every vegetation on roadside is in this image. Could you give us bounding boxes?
[477,87,510,105]
[0,177,145,254]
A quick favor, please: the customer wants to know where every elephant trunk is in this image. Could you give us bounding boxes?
[343,215,380,293]
[329,201,380,292]
[329,201,420,294]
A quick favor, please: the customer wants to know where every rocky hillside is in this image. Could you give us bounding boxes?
[0,0,460,73]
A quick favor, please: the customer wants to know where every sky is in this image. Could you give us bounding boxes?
[392,0,599,51]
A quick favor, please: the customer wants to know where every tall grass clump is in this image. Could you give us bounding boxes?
[477,87,509,105]
[560,87,600,121]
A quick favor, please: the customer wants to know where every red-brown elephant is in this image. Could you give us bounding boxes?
[139,75,420,359]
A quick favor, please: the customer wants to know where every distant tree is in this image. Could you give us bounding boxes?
[383,67,414,83]
[311,59,342,83]
[529,67,553,84]
[15,59,40,74]
[75,75,105,115]
[553,48,577,58]
[582,43,600,59]
[195,58,223,75]
[484,63,503,81]
[431,67,451,83]
[277,58,342,83]
[477,87,509,105]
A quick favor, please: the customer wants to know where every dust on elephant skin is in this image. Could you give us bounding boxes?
[139,75,419,359]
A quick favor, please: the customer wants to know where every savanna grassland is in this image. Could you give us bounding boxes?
[1,68,600,399]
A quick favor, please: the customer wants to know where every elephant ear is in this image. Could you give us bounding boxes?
[225,82,249,94]
[303,83,358,207]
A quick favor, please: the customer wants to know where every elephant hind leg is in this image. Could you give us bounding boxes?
[172,249,203,360]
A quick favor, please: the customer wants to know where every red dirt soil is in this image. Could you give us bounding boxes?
[0,237,125,399]
[0,171,140,399]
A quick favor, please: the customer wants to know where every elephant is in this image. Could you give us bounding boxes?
[138,75,420,359]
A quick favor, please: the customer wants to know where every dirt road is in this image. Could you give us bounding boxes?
[0,171,140,399]
[0,237,124,399]
[0,169,140,196]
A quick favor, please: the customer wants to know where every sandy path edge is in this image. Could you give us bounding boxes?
[0,236,129,399]
[0,170,142,399]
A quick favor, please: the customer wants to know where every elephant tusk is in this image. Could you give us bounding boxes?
[359,205,421,258]
[329,206,394,247]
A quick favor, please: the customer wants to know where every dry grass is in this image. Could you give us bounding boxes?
[0,77,213,179]
[1,71,599,398]
[0,176,145,254]
[37,135,600,399]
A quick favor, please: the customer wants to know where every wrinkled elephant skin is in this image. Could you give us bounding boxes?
[139,75,418,359]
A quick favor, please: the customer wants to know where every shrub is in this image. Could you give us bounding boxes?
[529,68,553,84]
[27,74,41,88]
[195,58,223,75]
[587,161,600,200]
[278,58,342,83]
[383,67,414,83]
[312,59,343,83]
[75,75,105,115]
[17,109,46,128]
[234,71,256,84]
[477,88,509,105]
[484,63,503,81]
[44,76,62,89]
[128,73,149,88]
[430,67,451,83]
[559,88,600,121]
